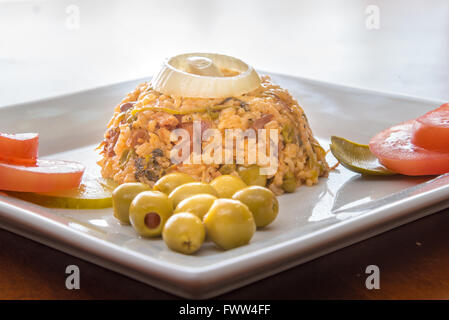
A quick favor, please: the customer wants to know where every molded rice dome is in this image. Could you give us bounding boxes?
[98,53,329,195]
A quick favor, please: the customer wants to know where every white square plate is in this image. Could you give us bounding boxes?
[1,73,448,299]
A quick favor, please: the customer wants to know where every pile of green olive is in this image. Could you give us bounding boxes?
[112,172,279,255]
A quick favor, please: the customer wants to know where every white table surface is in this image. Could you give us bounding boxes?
[1,0,448,108]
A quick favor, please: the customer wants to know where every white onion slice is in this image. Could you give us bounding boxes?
[151,53,261,98]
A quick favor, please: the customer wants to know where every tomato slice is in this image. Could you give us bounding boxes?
[411,103,449,151]
[0,133,39,164]
[369,120,449,175]
[0,159,85,192]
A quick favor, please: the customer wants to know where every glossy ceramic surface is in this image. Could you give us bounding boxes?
[0,73,447,298]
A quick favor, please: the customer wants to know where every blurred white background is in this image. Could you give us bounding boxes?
[0,0,448,107]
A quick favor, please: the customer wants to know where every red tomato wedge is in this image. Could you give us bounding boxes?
[0,159,85,192]
[369,120,449,175]
[411,103,449,151]
[0,133,39,164]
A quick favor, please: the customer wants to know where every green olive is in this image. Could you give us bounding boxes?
[169,182,218,208]
[203,199,256,250]
[153,172,195,195]
[237,165,267,187]
[162,212,205,254]
[210,175,247,198]
[232,186,279,228]
[218,164,236,175]
[129,191,173,237]
[112,182,151,224]
[281,172,297,193]
[174,193,218,219]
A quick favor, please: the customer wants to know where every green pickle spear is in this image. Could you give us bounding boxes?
[330,136,396,175]
[7,174,116,209]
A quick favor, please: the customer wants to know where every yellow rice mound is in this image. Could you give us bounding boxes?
[98,76,329,195]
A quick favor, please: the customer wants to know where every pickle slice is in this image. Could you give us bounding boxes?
[7,174,116,209]
[330,136,396,175]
